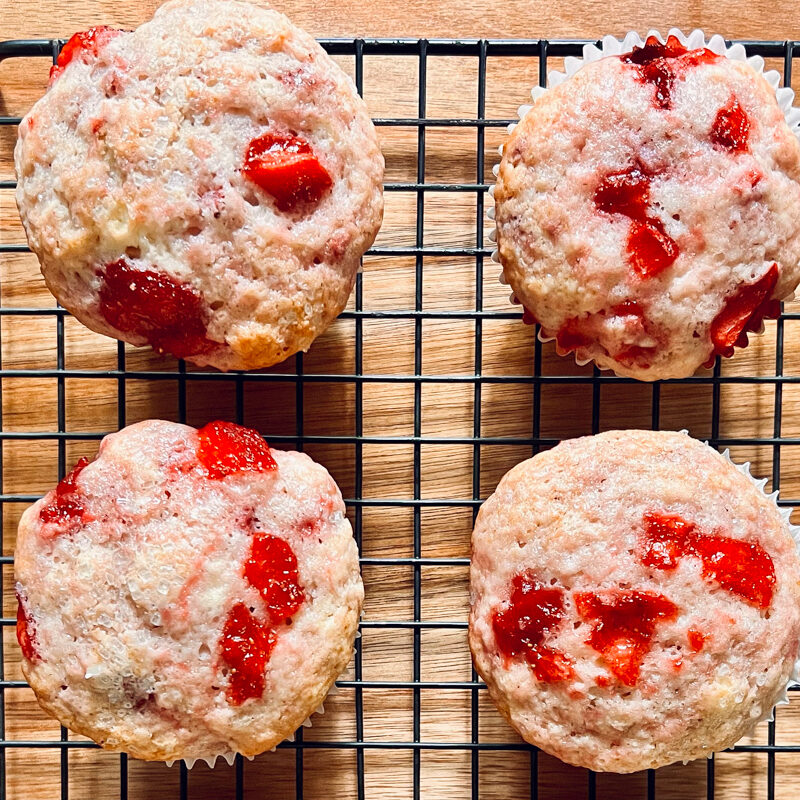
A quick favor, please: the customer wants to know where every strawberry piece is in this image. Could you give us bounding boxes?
[555,318,594,353]
[687,628,707,652]
[243,132,332,212]
[574,589,678,686]
[49,27,122,84]
[492,571,575,683]
[593,167,650,220]
[711,97,751,153]
[627,219,679,278]
[16,597,40,662]
[620,35,719,110]
[693,535,776,610]
[709,264,780,359]
[39,457,90,531]
[244,532,304,621]
[98,259,218,360]
[220,603,276,705]
[197,421,277,480]
[594,165,679,279]
[640,512,776,609]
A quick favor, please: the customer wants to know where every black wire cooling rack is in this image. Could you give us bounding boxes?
[1,34,800,800]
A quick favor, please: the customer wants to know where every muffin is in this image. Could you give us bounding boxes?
[494,35,800,380]
[469,429,800,772]
[15,420,363,763]
[15,0,384,370]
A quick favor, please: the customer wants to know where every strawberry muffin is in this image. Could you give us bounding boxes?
[14,0,384,370]
[494,36,800,380]
[14,420,363,763]
[469,430,800,772]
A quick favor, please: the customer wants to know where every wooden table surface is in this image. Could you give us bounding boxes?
[3,1,800,799]
[3,0,800,40]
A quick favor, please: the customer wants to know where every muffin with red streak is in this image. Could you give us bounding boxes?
[469,430,800,772]
[14,420,362,763]
[14,0,383,370]
[494,35,800,380]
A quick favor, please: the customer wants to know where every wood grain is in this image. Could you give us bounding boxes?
[2,1,800,798]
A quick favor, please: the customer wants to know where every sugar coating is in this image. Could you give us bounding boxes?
[494,53,800,380]
[15,420,363,762]
[14,0,384,370]
[469,430,800,772]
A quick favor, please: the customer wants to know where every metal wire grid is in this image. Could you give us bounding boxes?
[0,34,798,800]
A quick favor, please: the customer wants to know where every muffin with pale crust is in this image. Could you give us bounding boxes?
[470,430,800,772]
[494,35,800,380]
[15,0,384,370]
[15,420,363,763]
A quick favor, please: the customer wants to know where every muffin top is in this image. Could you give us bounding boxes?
[494,37,800,380]
[15,0,384,370]
[469,429,800,772]
[15,420,363,763]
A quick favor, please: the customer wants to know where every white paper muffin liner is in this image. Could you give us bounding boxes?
[488,29,800,370]
[164,700,329,768]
